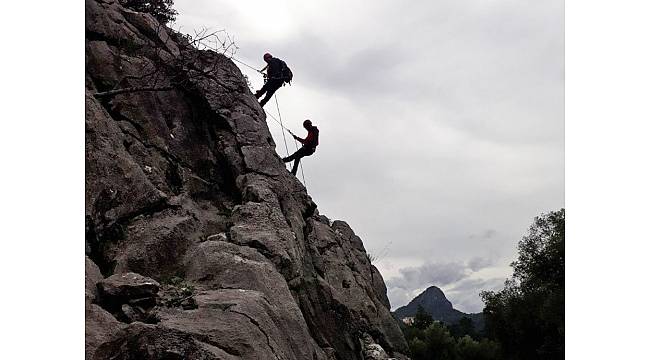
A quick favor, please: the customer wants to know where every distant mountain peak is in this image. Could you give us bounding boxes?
[418,285,447,298]
[408,285,453,311]
[393,285,484,330]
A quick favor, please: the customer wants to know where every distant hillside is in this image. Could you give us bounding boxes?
[394,286,484,330]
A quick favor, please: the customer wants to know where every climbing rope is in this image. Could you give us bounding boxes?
[295,138,306,183]
[229,56,263,74]
[229,56,288,83]
[274,95,307,188]
[265,108,307,186]
[264,110,293,135]
[272,96,291,159]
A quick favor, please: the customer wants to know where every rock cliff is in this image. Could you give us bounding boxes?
[85,0,408,359]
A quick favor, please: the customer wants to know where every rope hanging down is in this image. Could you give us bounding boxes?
[265,109,308,187]
[263,109,292,166]
[272,97,291,159]
[274,96,307,187]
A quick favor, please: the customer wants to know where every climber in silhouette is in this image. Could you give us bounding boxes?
[283,120,318,176]
[255,53,292,107]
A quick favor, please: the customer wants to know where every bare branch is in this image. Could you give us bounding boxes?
[93,86,174,98]
[96,25,241,100]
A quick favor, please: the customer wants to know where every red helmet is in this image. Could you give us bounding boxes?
[263,53,272,60]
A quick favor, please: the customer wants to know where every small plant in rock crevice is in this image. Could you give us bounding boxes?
[159,276,197,309]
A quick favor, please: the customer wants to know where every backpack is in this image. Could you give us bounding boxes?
[281,61,293,84]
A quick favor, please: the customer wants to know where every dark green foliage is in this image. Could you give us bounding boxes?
[414,305,434,329]
[404,321,501,360]
[456,336,501,360]
[159,276,197,309]
[480,209,565,360]
[448,316,477,339]
[409,337,428,359]
[120,0,178,24]
[421,322,457,360]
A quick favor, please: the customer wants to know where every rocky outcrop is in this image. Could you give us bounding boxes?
[97,272,160,323]
[361,333,391,360]
[85,256,124,359]
[98,273,160,301]
[94,322,234,360]
[85,0,408,358]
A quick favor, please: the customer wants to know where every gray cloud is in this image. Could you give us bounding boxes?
[448,277,504,294]
[388,287,423,312]
[386,261,469,290]
[468,256,494,272]
[470,229,497,240]
[386,258,494,291]
[445,278,507,313]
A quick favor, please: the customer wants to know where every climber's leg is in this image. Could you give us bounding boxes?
[255,81,272,99]
[283,147,314,175]
[259,80,283,107]
[283,148,300,163]
[283,146,309,163]
[291,157,301,175]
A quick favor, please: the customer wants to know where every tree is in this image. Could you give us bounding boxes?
[408,337,428,360]
[481,209,565,360]
[403,316,501,360]
[120,0,178,24]
[421,322,458,360]
[448,316,476,339]
[413,305,433,330]
[456,336,501,360]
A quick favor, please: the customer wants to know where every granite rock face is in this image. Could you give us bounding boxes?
[85,0,408,358]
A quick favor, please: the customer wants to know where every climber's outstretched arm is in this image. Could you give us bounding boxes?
[292,134,305,144]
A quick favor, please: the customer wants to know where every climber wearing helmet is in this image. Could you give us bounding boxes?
[283,120,319,176]
[255,53,292,107]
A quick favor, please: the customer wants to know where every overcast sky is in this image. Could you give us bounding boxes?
[172,0,564,313]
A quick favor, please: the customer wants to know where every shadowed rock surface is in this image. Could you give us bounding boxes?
[85,0,407,359]
[86,256,125,359]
